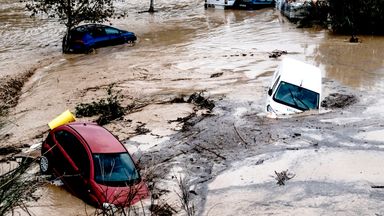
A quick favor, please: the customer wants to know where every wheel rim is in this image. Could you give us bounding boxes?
[40,156,49,173]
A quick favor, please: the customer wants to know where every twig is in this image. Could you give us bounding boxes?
[233,123,249,147]
[194,144,226,160]
[371,186,384,189]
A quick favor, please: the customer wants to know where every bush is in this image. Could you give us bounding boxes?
[75,86,127,125]
[328,0,384,34]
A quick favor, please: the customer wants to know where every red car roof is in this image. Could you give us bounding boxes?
[68,123,126,153]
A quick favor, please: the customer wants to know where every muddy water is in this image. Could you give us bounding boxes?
[1,0,384,215]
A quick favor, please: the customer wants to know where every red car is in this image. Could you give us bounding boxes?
[40,122,149,207]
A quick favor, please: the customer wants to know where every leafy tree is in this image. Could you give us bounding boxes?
[328,0,384,34]
[26,0,115,52]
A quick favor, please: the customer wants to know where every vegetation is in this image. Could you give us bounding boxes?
[328,0,384,34]
[0,71,35,118]
[175,176,195,216]
[300,0,384,35]
[0,158,40,215]
[75,86,128,125]
[26,0,115,52]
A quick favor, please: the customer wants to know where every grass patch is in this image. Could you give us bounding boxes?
[0,158,41,215]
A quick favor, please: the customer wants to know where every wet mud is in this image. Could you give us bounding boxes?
[1,0,384,214]
[321,93,358,109]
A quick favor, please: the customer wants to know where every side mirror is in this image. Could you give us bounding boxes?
[268,89,272,96]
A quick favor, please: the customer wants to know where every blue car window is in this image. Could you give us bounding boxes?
[91,27,106,37]
[105,27,120,35]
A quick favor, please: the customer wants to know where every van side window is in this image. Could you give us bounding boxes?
[272,75,280,93]
[54,130,90,177]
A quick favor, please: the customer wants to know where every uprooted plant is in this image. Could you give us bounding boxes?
[170,91,215,111]
[187,92,215,111]
[175,175,195,216]
[0,157,42,215]
[274,170,295,186]
[142,161,176,216]
[75,86,131,125]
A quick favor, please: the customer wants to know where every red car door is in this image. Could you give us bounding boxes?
[53,130,91,200]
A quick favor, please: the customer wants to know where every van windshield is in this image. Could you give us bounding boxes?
[273,81,319,111]
[93,153,140,186]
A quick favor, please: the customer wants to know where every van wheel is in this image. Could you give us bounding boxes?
[40,156,51,174]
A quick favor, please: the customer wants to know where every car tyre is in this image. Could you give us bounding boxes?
[86,47,95,54]
[40,155,51,174]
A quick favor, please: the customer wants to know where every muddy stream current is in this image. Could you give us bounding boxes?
[1,0,384,215]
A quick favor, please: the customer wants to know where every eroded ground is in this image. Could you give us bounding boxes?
[1,0,384,215]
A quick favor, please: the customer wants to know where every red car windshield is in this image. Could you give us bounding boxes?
[93,153,140,186]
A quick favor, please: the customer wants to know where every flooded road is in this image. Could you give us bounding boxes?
[1,0,384,215]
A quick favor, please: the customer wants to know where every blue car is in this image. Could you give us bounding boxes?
[63,24,137,53]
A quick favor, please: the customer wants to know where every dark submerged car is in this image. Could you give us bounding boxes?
[63,24,137,53]
[40,122,148,207]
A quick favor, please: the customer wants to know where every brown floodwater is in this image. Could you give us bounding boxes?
[1,0,384,214]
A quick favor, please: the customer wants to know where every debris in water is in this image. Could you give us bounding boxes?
[274,170,295,186]
[371,185,384,189]
[135,123,150,135]
[149,203,177,215]
[187,92,215,111]
[292,133,301,138]
[286,147,299,150]
[168,113,196,124]
[0,146,21,156]
[210,72,223,78]
[255,159,264,165]
[321,93,357,109]
[349,35,359,43]
[170,96,186,103]
[269,50,288,58]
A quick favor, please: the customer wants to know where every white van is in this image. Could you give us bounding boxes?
[204,0,274,9]
[266,58,322,116]
[205,0,236,9]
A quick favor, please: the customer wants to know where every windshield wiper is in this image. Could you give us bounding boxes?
[294,96,310,110]
[289,89,310,110]
[288,89,299,107]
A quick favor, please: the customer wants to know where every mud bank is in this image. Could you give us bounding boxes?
[137,82,384,215]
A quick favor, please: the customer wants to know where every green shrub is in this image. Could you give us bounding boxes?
[75,87,126,125]
[328,0,384,34]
